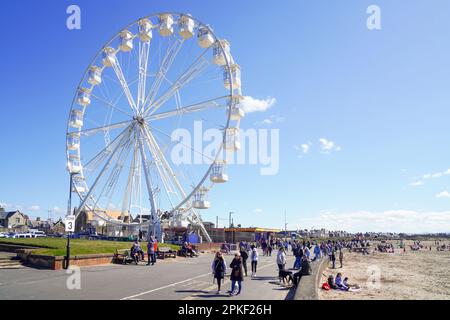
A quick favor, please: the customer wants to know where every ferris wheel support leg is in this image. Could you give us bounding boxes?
[137,126,162,242]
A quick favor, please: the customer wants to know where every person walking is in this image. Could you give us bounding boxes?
[304,246,311,260]
[277,247,287,271]
[229,253,244,296]
[147,236,156,266]
[339,250,344,268]
[239,246,249,277]
[331,250,336,269]
[261,240,267,257]
[313,243,321,261]
[212,252,227,294]
[250,244,259,277]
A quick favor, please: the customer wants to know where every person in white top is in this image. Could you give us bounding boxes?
[250,244,259,277]
[276,247,287,271]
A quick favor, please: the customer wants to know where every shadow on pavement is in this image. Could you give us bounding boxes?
[251,276,278,281]
[175,289,209,294]
[194,293,231,298]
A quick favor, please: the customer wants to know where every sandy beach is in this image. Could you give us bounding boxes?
[319,241,450,300]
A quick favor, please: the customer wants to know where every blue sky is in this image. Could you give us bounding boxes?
[1,0,450,233]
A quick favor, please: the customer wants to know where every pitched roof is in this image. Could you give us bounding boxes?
[0,211,21,220]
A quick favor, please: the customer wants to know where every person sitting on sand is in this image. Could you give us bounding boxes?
[335,273,349,291]
[327,275,338,289]
[343,277,361,290]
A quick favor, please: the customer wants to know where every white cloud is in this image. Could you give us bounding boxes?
[319,138,341,153]
[301,144,311,154]
[408,181,424,187]
[294,142,312,159]
[436,191,450,198]
[254,119,272,126]
[254,209,263,213]
[241,96,276,113]
[421,168,450,180]
[255,115,285,127]
[293,209,450,233]
[28,205,41,212]
[53,206,63,213]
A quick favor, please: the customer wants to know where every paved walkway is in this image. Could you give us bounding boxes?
[0,250,296,300]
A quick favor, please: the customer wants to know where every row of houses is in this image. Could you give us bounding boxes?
[0,207,66,234]
[294,229,351,239]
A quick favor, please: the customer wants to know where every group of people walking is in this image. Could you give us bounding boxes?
[211,242,259,295]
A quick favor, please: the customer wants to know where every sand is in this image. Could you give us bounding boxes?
[318,240,450,300]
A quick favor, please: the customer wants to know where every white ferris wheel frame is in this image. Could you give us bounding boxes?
[65,12,243,241]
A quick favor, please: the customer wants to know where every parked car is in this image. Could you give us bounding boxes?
[0,232,8,238]
[10,233,33,239]
[30,231,46,238]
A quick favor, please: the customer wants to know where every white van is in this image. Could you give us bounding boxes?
[17,233,33,239]
[31,231,46,238]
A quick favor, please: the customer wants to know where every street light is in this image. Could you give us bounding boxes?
[65,171,76,270]
[229,211,235,228]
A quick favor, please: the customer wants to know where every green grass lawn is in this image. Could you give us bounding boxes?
[0,238,180,256]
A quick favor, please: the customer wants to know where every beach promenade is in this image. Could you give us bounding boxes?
[0,250,296,300]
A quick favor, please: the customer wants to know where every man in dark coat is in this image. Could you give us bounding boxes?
[239,246,249,277]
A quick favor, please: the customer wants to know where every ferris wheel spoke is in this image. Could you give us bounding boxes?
[146,95,230,121]
[74,123,135,217]
[77,120,133,137]
[143,37,185,111]
[82,124,133,174]
[137,41,151,114]
[150,125,216,163]
[143,47,211,117]
[111,56,139,114]
[142,125,187,203]
[90,92,134,118]
[92,132,134,213]
[140,126,181,208]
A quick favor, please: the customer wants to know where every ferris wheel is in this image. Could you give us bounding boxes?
[65,13,244,242]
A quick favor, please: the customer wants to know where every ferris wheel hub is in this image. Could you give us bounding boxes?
[133,115,146,126]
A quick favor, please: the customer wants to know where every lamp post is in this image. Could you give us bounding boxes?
[284,210,288,242]
[229,211,236,244]
[65,172,75,270]
[229,211,234,228]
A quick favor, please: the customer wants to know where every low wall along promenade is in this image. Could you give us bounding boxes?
[0,242,223,270]
[294,258,329,300]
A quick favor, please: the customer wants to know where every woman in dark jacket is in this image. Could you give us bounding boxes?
[229,253,244,295]
[212,252,227,294]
